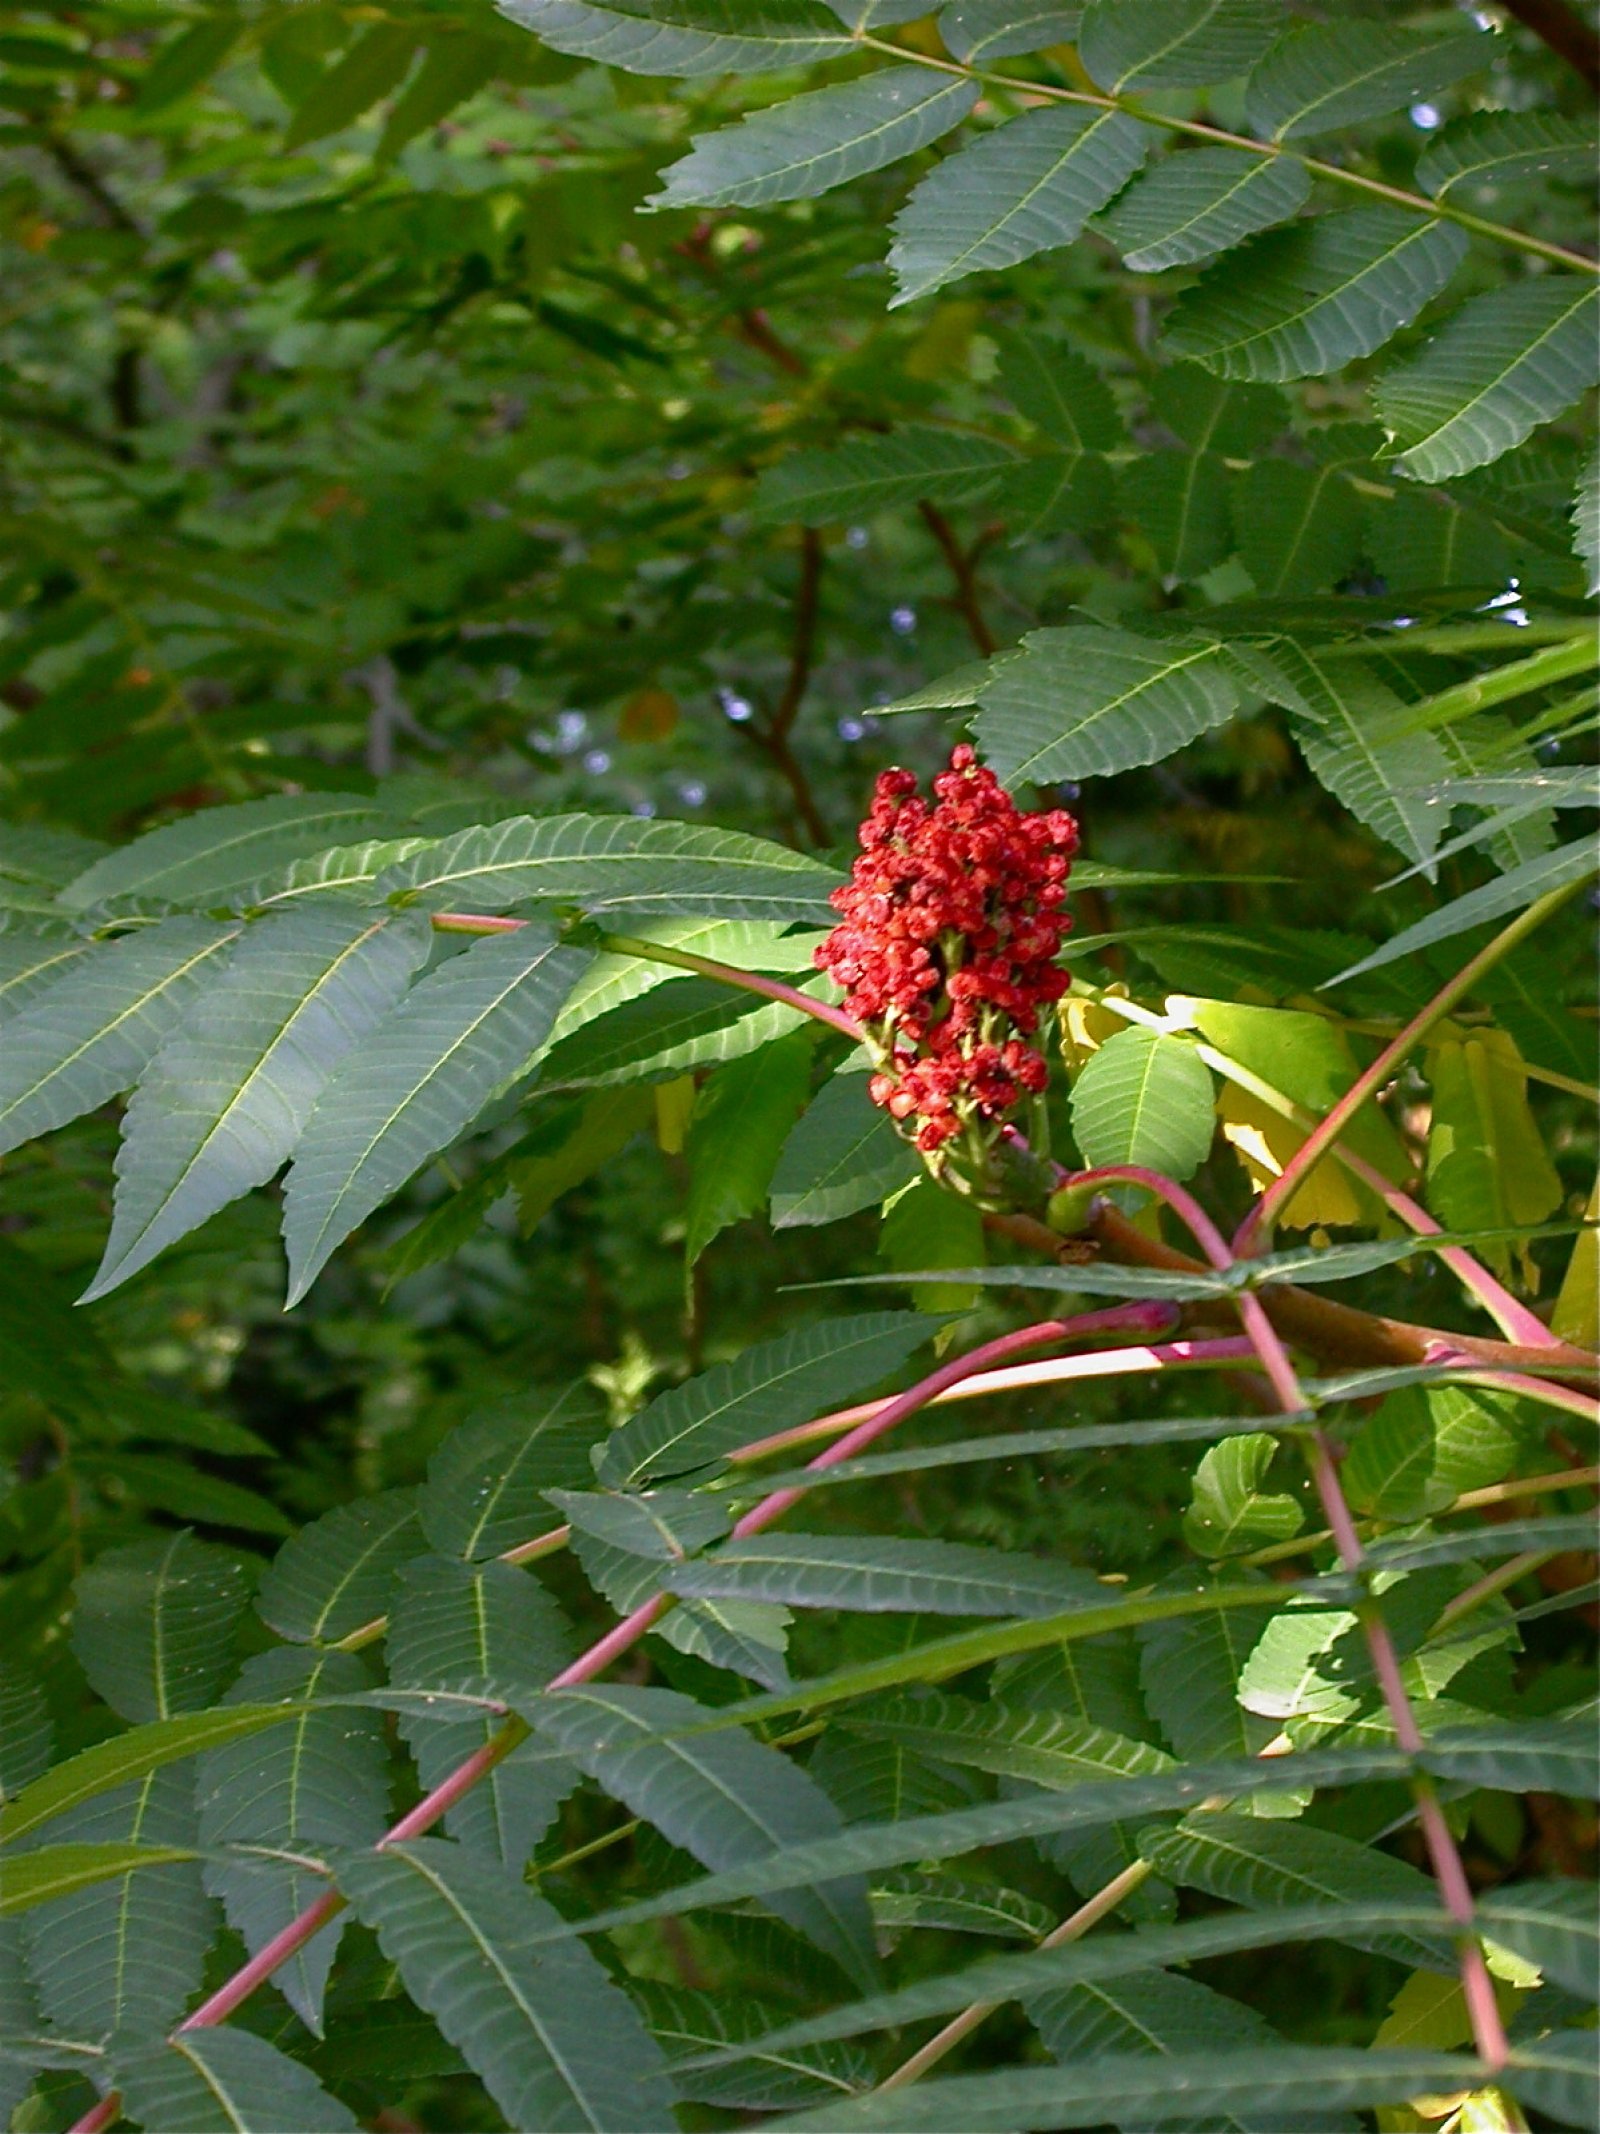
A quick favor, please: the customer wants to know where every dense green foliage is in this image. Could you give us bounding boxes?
[0,4,1595,2131]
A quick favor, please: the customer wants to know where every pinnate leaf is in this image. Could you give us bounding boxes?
[536,1682,877,1985]
[1417,109,1600,199]
[685,1032,813,1266]
[599,1309,934,1486]
[0,919,240,1159]
[112,2027,357,2132]
[58,793,390,912]
[421,1382,606,1559]
[72,1531,249,1727]
[753,426,1019,525]
[1162,209,1466,382]
[83,909,429,1300]
[501,0,852,76]
[282,927,591,1303]
[769,1071,919,1230]
[1097,147,1308,272]
[1080,0,1281,93]
[1244,20,1490,141]
[337,1838,677,2132]
[1375,279,1600,484]
[668,1532,1104,1616]
[650,65,977,210]
[256,1488,424,1645]
[888,105,1150,306]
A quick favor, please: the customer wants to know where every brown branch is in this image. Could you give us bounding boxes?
[739,527,831,846]
[736,306,808,376]
[1499,0,1600,87]
[42,133,144,237]
[984,1205,1600,1384]
[917,500,997,656]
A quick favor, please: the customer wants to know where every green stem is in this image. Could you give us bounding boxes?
[597,932,865,1043]
[1393,633,1599,738]
[856,33,1599,274]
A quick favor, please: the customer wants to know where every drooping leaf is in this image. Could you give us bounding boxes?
[1152,367,1288,454]
[281,927,591,1303]
[0,919,93,1021]
[769,1071,919,1229]
[1243,20,1491,141]
[1182,1434,1304,1559]
[1281,649,1452,873]
[845,1692,1173,1789]
[1139,1589,1290,1798]
[1080,0,1281,93]
[1574,442,1600,597]
[83,910,429,1300]
[421,1383,607,1559]
[71,1532,249,1728]
[752,426,1021,525]
[1097,147,1308,271]
[387,1557,578,1871]
[685,1031,815,1266]
[973,628,1244,785]
[1365,486,1512,595]
[536,1682,877,1985]
[337,1838,678,2133]
[888,104,1151,307]
[1374,279,1600,483]
[599,1310,934,1486]
[57,794,390,912]
[1162,209,1467,381]
[1068,1025,1216,1180]
[378,812,841,922]
[0,919,240,1159]
[500,0,853,76]
[255,1489,424,1645]
[1417,109,1599,198]
[668,1533,1104,1616]
[879,1176,986,1312]
[112,2026,358,2133]
[650,66,978,210]
[195,1647,388,2035]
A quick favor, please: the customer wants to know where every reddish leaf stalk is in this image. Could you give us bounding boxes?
[72,1306,1185,2131]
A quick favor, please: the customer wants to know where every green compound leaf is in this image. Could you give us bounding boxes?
[1375,279,1600,484]
[1574,442,1600,597]
[1080,0,1281,93]
[972,628,1243,785]
[844,1692,1173,1789]
[939,3,1082,65]
[537,1682,877,1986]
[888,104,1151,307]
[1243,19,1491,141]
[753,426,1021,524]
[196,1647,389,2035]
[685,1032,814,1266]
[499,0,853,76]
[83,909,429,1300]
[378,812,841,922]
[1068,1025,1216,1180]
[57,793,391,912]
[650,65,977,210]
[634,1978,872,2112]
[769,1071,919,1230]
[599,1310,934,1486]
[282,928,591,1303]
[112,2027,358,2132]
[255,1488,425,1645]
[996,331,1124,450]
[420,1383,607,1559]
[1097,147,1308,272]
[1417,109,1600,199]
[1280,649,1452,874]
[1326,835,1597,985]
[71,1531,250,1728]
[0,918,240,1159]
[668,1533,1104,1616]
[1162,208,1466,381]
[1119,450,1233,581]
[336,1838,677,2133]
[0,1841,196,1919]
[1232,457,1366,596]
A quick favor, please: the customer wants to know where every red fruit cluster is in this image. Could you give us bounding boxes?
[817,745,1078,1159]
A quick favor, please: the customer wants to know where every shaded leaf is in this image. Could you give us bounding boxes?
[1417,109,1600,199]
[72,1532,249,1728]
[1080,0,1281,93]
[770,1071,919,1229]
[112,2027,357,2132]
[255,1489,424,1644]
[501,0,852,76]
[1069,1025,1215,1180]
[58,795,389,912]
[1244,20,1491,141]
[685,1031,815,1265]
[1098,147,1308,271]
[421,1383,607,1560]
[753,426,1020,524]
[668,1533,1104,1616]
[1233,457,1366,596]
